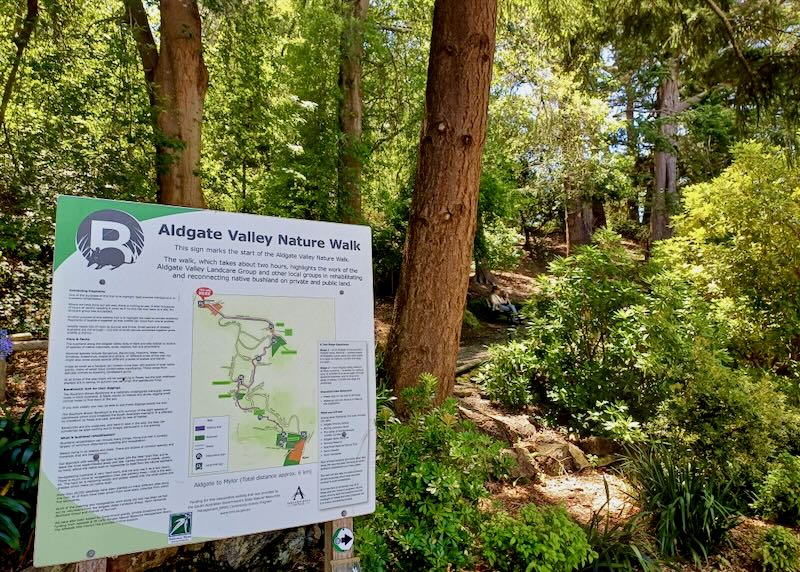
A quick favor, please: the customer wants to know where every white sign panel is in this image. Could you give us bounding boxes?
[34,196,376,566]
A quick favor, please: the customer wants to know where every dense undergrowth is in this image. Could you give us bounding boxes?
[356,375,659,572]
[476,143,800,567]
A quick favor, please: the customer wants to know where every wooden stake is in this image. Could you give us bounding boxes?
[325,517,360,572]
[75,557,107,572]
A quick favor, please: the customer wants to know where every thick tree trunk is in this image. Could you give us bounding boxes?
[124,0,208,208]
[386,0,497,407]
[155,0,208,208]
[650,64,679,242]
[337,0,368,224]
[565,194,593,255]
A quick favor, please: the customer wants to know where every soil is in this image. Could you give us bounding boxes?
[4,349,46,417]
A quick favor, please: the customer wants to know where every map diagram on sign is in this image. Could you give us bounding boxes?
[190,290,335,475]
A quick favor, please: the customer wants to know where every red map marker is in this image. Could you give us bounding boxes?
[196,287,213,300]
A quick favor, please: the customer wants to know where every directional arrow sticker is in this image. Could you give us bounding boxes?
[333,527,354,553]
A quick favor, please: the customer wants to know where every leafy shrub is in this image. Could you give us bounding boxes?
[462,308,481,330]
[651,353,800,486]
[356,374,513,571]
[479,221,523,271]
[0,255,52,336]
[752,454,800,525]
[0,404,42,552]
[626,446,740,564]
[481,504,596,572]
[576,401,645,445]
[754,526,800,572]
[530,231,655,424]
[662,142,800,370]
[479,230,717,434]
[476,340,539,408]
[607,204,648,244]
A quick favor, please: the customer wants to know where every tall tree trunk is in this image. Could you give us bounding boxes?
[565,191,592,255]
[124,0,208,208]
[565,194,593,253]
[386,0,497,407]
[155,0,208,208]
[337,0,368,224]
[650,63,679,242]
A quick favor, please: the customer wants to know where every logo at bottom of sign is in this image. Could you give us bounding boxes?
[333,527,354,553]
[168,512,193,543]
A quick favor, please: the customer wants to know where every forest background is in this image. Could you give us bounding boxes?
[2,0,796,337]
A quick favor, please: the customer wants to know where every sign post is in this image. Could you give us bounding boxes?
[35,196,376,567]
[325,517,360,572]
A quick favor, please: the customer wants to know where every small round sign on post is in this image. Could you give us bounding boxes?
[332,527,354,553]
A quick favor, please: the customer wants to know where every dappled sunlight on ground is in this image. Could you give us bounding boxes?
[484,470,636,525]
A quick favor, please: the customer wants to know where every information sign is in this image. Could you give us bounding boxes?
[34,196,376,566]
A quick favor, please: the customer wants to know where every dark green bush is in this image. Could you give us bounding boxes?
[477,231,718,435]
[754,526,800,572]
[481,504,596,572]
[626,446,740,564]
[651,353,800,487]
[476,340,539,408]
[752,454,800,525]
[0,404,42,552]
[356,374,513,572]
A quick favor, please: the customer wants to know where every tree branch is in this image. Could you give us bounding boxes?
[704,0,756,81]
[122,0,158,89]
[675,89,709,113]
[0,0,38,127]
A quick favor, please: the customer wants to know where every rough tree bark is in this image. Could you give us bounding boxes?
[124,0,208,208]
[650,63,679,242]
[338,0,368,224]
[565,185,593,255]
[386,0,497,407]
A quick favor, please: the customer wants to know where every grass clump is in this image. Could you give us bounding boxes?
[625,446,740,564]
